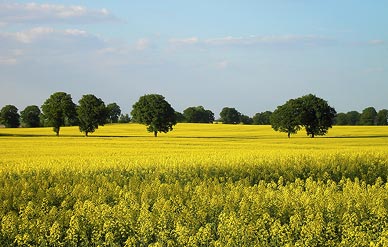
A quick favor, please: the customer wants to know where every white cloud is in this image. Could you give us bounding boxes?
[170,35,335,48]
[135,38,150,51]
[169,37,199,45]
[215,60,229,70]
[368,39,385,45]
[0,2,118,25]
[213,34,335,46]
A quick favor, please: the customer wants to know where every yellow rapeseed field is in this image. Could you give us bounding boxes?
[0,124,387,246]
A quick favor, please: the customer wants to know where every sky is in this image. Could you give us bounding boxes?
[0,0,387,116]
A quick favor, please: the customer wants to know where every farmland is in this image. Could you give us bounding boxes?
[1,124,388,246]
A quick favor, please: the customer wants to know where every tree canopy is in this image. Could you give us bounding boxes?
[106,103,121,123]
[77,94,107,136]
[271,94,336,138]
[0,105,20,128]
[270,99,301,138]
[131,94,177,137]
[359,107,377,125]
[41,92,77,136]
[20,105,41,127]
[253,111,272,125]
[220,107,241,124]
[183,106,215,123]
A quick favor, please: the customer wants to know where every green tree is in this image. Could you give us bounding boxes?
[359,107,377,125]
[253,111,272,125]
[270,99,301,138]
[118,114,131,123]
[377,109,388,125]
[0,105,20,128]
[106,103,121,123]
[240,114,253,124]
[41,92,77,136]
[183,106,214,123]
[346,111,361,125]
[77,94,107,136]
[297,94,336,138]
[334,113,348,125]
[220,107,241,124]
[175,111,186,123]
[20,105,41,127]
[131,94,177,137]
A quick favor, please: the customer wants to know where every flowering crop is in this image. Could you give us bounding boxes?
[0,124,387,246]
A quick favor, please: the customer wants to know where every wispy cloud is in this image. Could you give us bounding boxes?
[0,3,118,25]
[169,35,335,48]
[368,39,385,45]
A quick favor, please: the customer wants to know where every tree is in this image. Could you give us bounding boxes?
[118,114,131,123]
[175,111,186,123]
[359,107,377,125]
[377,109,388,125]
[106,103,121,123]
[270,99,301,138]
[346,111,361,125]
[240,114,253,124]
[253,111,272,125]
[131,94,177,137]
[220,107,241,124]
[183,106,214,123]
[41,92,77,136]
[297,94,336,138]
[20,105,41,127]
[0,105,20,128]
[334,113,348,125]
[77,94,107,136]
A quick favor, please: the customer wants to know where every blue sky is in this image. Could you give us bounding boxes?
[0,1,387,116]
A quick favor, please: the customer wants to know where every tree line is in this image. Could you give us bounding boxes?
[1,92,387,137]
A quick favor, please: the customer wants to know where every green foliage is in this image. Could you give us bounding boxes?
[335,113,348,125]
[106,103,121,123]
[131,94,177,137]
[346,111,361,125]
[220,107,241,124]
[183,106,215,123]
[240,114,253,125]
[20,105,41,127]
[271,94,336,138]
[271,99,301,138]
[118,114,131,123]
[77,94,107,136]
[0,105,20,128]
[41,92,77,136]
[360,107,377,125]
[253,111,272,125]
[376,109,388,125]
[297,94,336,138]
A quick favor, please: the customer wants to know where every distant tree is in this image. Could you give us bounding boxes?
[297,94,336,138]
[175,111,186,123]
[77,94,107,136]
[118,114,131,123]
[20,105,41,127]
[377,109,388,125]
[270,99,301,138]
[334,113,348,125]
[183,106,215,123]
[0,105,20,128]
[253,111,272,125]
[346,111,361,125]
[106,103,121,123]
[131,94,177,137]
[240,114,253,124]
[41,92,77,136]
[359,107,377,125]
[220,107,241,124]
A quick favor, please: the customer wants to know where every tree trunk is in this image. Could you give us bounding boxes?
[154,131,158,137]
[85,132,88,137]
[288,132,290,138]
[311,133,315,138]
